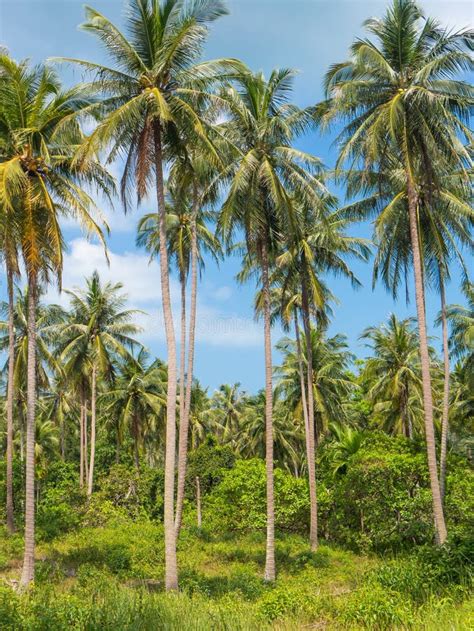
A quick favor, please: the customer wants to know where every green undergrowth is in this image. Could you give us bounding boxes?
[0,521,472,630]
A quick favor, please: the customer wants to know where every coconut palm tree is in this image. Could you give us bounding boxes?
[64,0,238,590]
[361,315,427,438]
[218,67,323,581]
[0,51,111,586]
[343,160,472,501]
[319,0,473,543]
[100,349,165,469]
[59,272,141,497]
[137,173,221,533]
[276,330,355,437]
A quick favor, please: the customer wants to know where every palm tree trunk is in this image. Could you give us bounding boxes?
[19,271,37,589]
[406,175,447,544]
[261,239,275,582]
[84,400,89,484]
[294,311,318,550]
[133,414,140,471]
[154,122,178,591]
[179,274,186,454]
[6,267,15,534]
[301,274,318,551]
[175,184,199,536]
[79,400,84,488]
[439,277,450,502]
[196,476,202,529]
[87,365,96,497]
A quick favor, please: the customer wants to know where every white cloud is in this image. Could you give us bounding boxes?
[46,238,274,349]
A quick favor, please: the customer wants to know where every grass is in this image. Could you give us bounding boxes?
[0,521,472,630]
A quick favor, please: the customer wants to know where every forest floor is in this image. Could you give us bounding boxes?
[0,521,473,630]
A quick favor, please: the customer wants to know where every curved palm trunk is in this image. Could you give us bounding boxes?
[407,176,447,544]
[262,240,275,582]
[301,274,318,551]
[294,311,318,550]
[6,267,15,534]
[175,187,199,535]
[154,123,178,591]
[19,272,37,589]
[87,365,97,497]
[439,278,450,502]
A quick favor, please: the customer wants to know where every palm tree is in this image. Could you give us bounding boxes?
[0,51,110,586]
[324,423,364,476]
[344,161,471,501]
[101,349,165,469]
[65,0,237,590]
[59,272,141,496]
[137,173,221,533]
[276,330,355,437]
[218,67,323,581]
[320,0,473,543]
[445,281,474,368]
[361,315,426,438]
[272,204,369,550]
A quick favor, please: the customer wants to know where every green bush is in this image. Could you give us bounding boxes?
[206,459,309,533]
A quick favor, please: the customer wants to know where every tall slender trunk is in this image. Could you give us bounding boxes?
[196,476,202,529]
[154,122,178,591]
[406,174,447,544]
[294,311,318,550]
[301,273,318,551]
[6,267,15,534]
[79,400,84,488]
[400,380,412,440]
[175,184,199,536]
[60,412,65,460]
[133,414,140,471]
[261,240,275,582]
[84,400,89,484]
[19,272,37,589]
[87,365,96,497]
[439,277,450,502]
[179,274,186,455]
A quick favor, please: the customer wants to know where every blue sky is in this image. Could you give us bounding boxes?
[1,0,472,392]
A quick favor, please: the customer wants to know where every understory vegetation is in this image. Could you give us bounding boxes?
[1,433,473,629]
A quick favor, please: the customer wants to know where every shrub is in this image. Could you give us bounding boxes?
[206,459,309,533]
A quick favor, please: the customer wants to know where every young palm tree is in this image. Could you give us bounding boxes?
[59,272,141,496]
[319,0,473,543]
[218,67,323,581]
[65,0,237,590]
[100,349,165,469]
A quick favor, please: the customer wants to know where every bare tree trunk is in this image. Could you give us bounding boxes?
[294,312,318,549]
[133,414,140,471]
[301,274,318,551]
[6,267,15,534]
[175,184,199,536]
[439,277,450,502]
[87,365,96,497]
[19,272,37,589]
[196,476,202,529]
[79,400,84,488]
[262,240,275,582]
[154,123,178,591]
[84,400,89,484]
[407,175,447,544]
[179,274,186,459]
